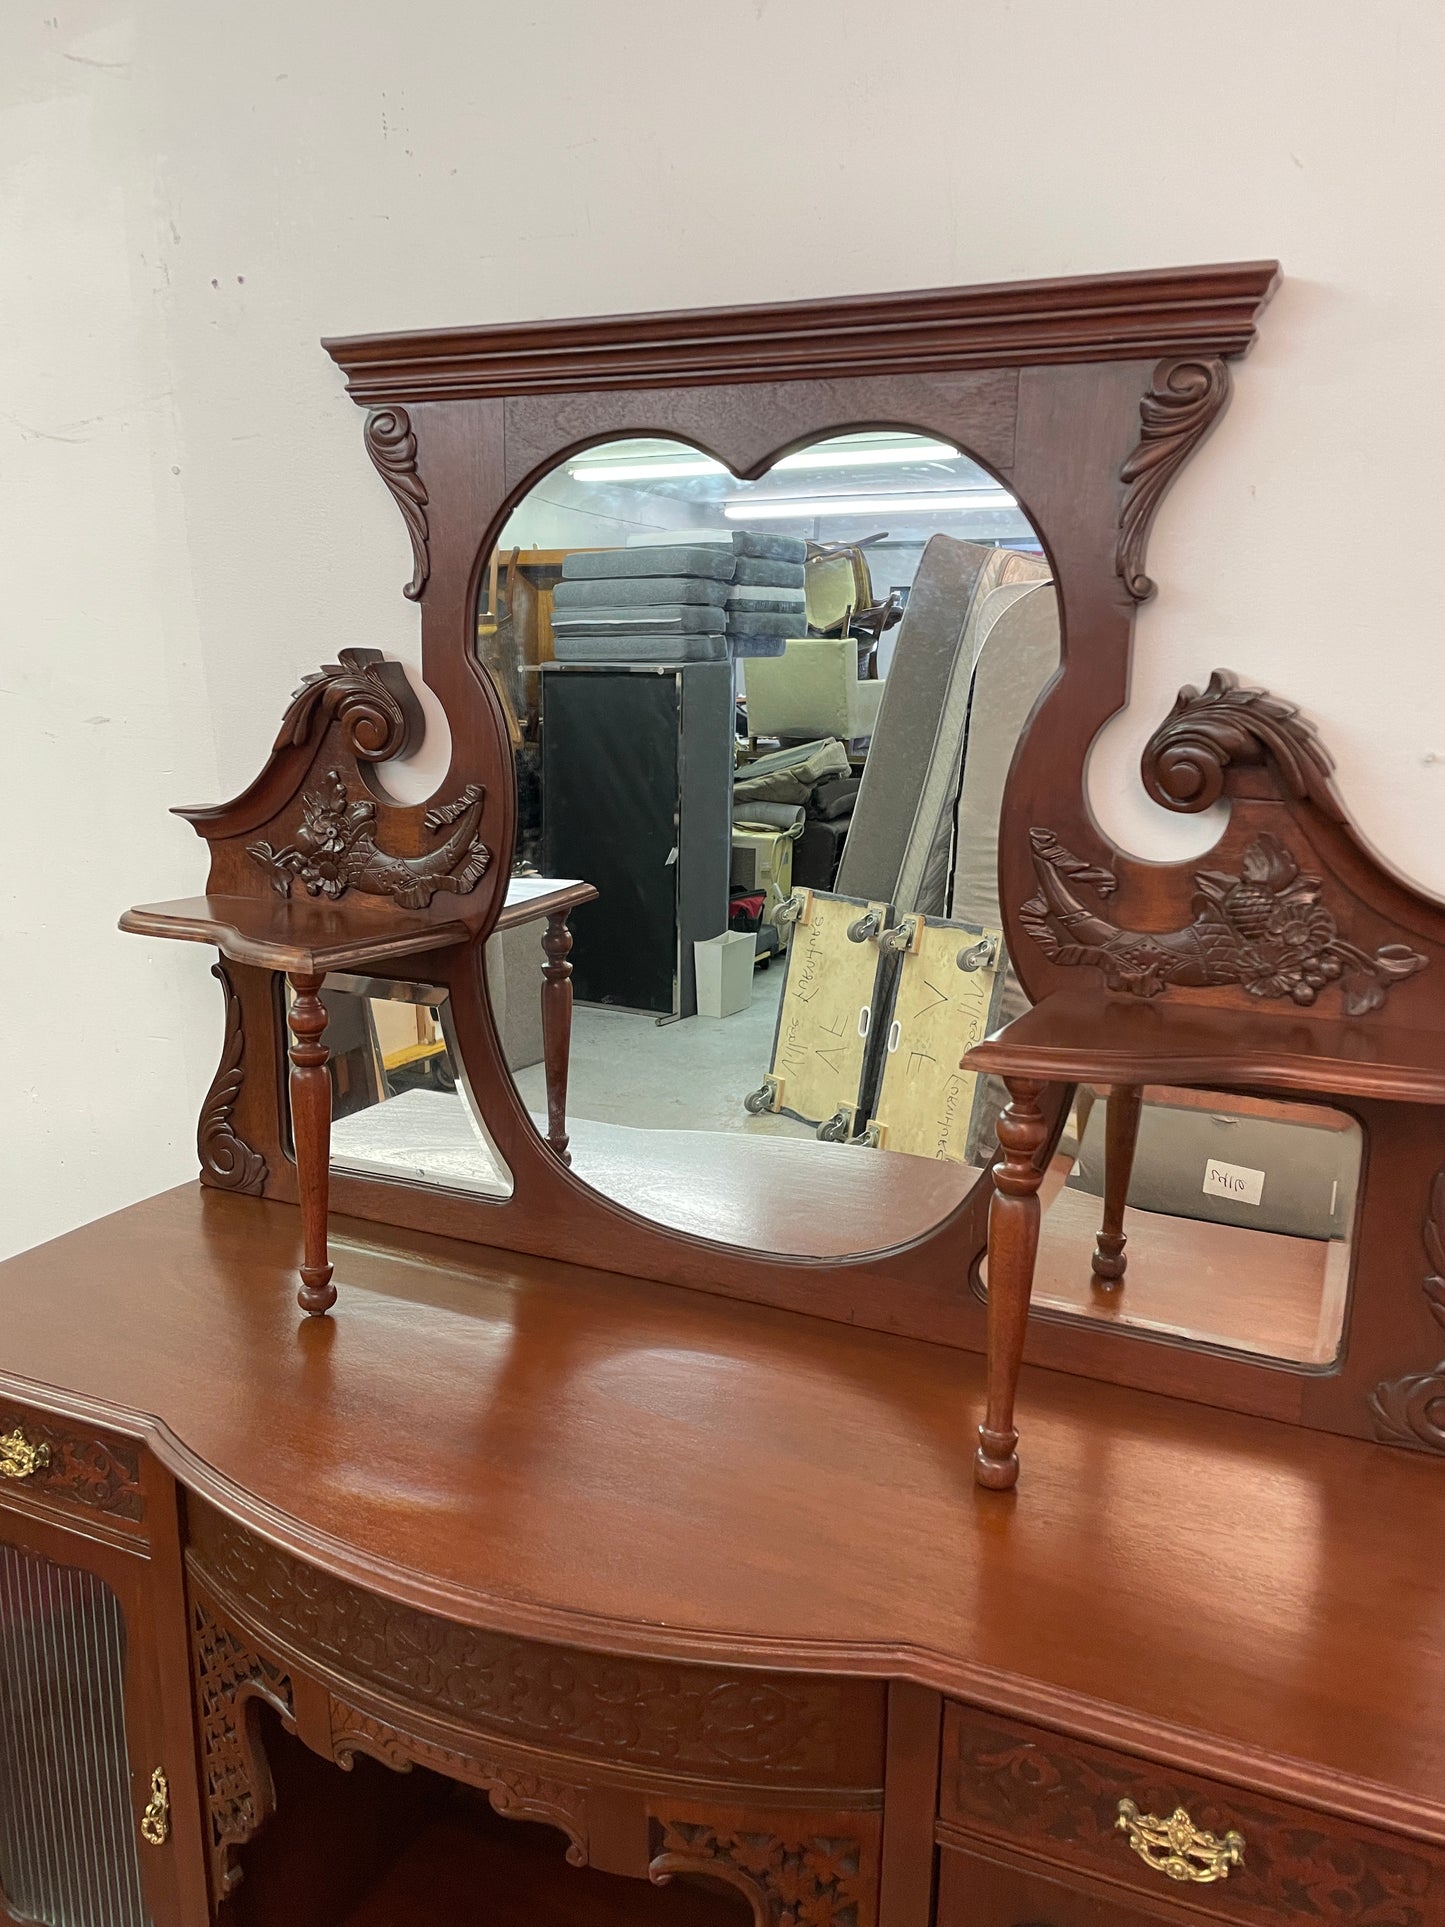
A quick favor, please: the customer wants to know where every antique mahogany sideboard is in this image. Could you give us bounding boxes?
[1,1188,1443,1927]
[8,269,1445,1925]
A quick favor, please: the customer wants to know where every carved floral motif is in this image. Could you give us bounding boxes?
[328,1698,589,1865]
[1116,357,1232,601]
[1021,829,1427,1014]
[192,1595,295,1898]
[189,1511,847,1781]
[0,1411,144,1521]
[1141,670,1345,822]
[650,1811,877,1927]
[945,1709,1438,1927]
[364,407,430,601]
[197,963,267,1195]
[247,771,490,910]
[1370,1168,1445,1455]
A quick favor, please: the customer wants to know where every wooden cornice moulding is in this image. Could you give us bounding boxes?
[321,261,1281,402]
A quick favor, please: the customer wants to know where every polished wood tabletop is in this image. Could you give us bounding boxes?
[3,1185,1442,1843]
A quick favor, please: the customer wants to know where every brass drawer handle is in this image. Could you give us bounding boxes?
[0,1429,50,1481]
[140,1768,170,1847]
[1116,1798,1244,1884]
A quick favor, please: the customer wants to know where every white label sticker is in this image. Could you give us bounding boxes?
[1202,1159,1265,1206]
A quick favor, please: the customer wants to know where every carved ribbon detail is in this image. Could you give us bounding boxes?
[364,407,430,601]
[1021,828,1427,1014]
[248,772,491,910]
[198,963,267,1195]
[1370,1169,1445,1455]
[1141,670,1345,823]
[1116,358,1231,601]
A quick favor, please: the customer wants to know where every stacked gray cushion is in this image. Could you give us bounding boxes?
[552,603,723,637]
[727,532,807,656]
[556,542,731,662]
[733,556,806,588]
[560,545,735,582]
[553,632,729,663]
[732,531,808,564]
[553,576,729,609]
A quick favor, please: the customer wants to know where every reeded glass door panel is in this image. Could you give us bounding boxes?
[0,1539,150,1927]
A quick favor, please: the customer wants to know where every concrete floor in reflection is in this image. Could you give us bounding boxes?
[510,959,815,1140]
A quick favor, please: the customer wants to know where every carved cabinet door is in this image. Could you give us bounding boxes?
[0,1497,198,1927]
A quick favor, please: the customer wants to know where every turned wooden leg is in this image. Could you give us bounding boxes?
[976,1076,1051,1492]
[1091,1083,1143,1291]
[286,972,336,1317]
[540,911,576,1166]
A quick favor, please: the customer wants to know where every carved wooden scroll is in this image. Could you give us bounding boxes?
[1141,670,1344,821]
[198,963,267,1194]
[1370,1169,1445,1456]
[1116,358,1232,601]
[363,406,430,600]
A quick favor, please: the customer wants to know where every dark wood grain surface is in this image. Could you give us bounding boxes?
[120,895,470,975]
[967,989,1445,1105]
[2,1185,1443,1846]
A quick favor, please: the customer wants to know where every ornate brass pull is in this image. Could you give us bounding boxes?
[1116,1798,1244,1884]
[140,1768,170,1847]
[0,1429,50,1481]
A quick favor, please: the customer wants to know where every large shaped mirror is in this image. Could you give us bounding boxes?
[469,430,1058,1257]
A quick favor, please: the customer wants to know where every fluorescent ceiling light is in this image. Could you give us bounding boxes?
[567,439,962,485]
[723,490,1017,520]
[568,457,727,482]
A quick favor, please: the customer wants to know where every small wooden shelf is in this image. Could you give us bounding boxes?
[966,985,1445,1107]
[341,1814,750,1927]
[119,893,470,975]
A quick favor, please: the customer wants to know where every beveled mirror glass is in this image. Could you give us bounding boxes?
[471,430,1058,1257]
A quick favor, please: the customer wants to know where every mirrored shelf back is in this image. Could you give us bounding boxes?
[126,263,1445,1459]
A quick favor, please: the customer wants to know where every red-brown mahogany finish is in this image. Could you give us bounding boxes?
[305,277,1284,1370]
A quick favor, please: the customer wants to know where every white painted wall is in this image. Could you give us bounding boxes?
[4,0,1444,1257]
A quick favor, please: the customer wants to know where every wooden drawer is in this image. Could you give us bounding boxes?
[938,1842,1178,1926]
[940,1703,1444,1927]
[0,1396,147,1533]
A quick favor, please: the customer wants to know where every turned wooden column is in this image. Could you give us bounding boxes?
[976,1076,1050,1492]
[285,972,336,1316]
[540,911,576,1165]
[1091,1083,1143,1289]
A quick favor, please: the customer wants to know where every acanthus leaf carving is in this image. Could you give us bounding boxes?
[328,1697,589,1865]
[198,962,267,1195]
[1370,1168,1445,1455]
[364,406,430,601]
[1141,669,1345,823]
[247,771,491,909]
[273,645,421,763]
[1116,357,1231,601]
[192,1594,295,1899]
[650,1808,878,1927]
[1021,828,1427,1014]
